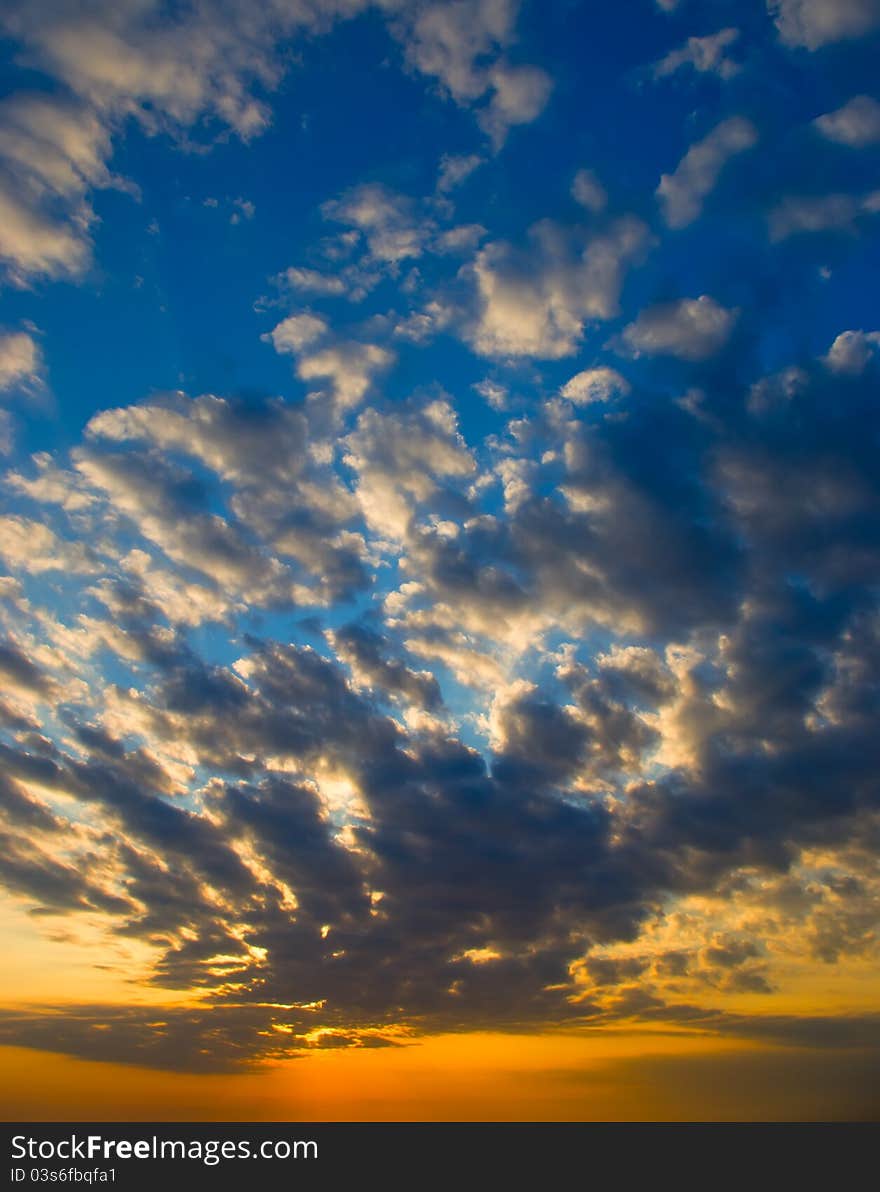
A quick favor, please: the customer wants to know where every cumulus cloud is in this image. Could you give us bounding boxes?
[276,266,347,297]
[0,514,97,575]
[653,28,741,80]
[768,190,880,239]
[0,95,113,283]
[323,183,435,264]
[621,295,737,360]
[0,330,43,393]
[478,61,553,148]
[571,169,607,214]
[814,95,880,146]
[769,0,880,49]
[657,117,758,228]
[437,152,484,192]
[560,367,631,404]
[399,0,551,145]
[265,314,393,411]
[343,398,475,538]
[822,329,880,373]
[0,0,546,286]
[467,216,648,358]
[401,0,520,102]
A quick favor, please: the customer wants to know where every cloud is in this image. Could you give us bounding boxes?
[0,0,545,285]
[0,330,43,393]
[437,152,484,192]
[768,190,880,239]
[621,295,737,360]
[265,315,394,412]
[814,95,880,146]
[297,342,395,411]
[653,28,741,80]
[769,0,880,49]
[0,95,113,283]
[84,391,368,605]
[3,0,880,1084]
[478,62,553,148]
[657,117,758,228]
[822,329,880,373]
[343,398,475,539]
[467,216,648,358]
[323,183,434,264]
[571,169,607,214]
[2,345,880,1069]
[329,622,443,710]
[0,514,97,575]
[560,367,631,404]
[265,313,329,352]
[277,267,347,297]
[401,0,520,103]
[396,1,552,146]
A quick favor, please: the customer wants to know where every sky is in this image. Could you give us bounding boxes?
[0,0,879,1122]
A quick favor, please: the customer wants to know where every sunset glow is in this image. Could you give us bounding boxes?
[1,0,879,1122]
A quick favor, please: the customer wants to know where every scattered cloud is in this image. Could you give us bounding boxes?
[769,0,880,50]
[437,152,484,192]
[653,28,741,81]
[814,95,880,145]
[657,117,758,228]
[467,217,648,358]
[621,295,737,360]
[571,169,607,214]
[560,367,631,404]
[768,189,880,238]
[822,328,880,373]
[0,330,43,393]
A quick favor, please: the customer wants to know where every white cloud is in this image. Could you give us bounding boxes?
[814,96,880,146]
[822,329,880,373]
[473,379,509,410]
[0,331,42,393]
[278,267,347,297]
[478,61,553,148]
[398,1,551,146]
[0,410,12,456]
[560,367,631,405]
[657,117,758,229]
[323,183,433,263]
[621,295,737,361]
[0,95,113,283]
[230,197,255,223]
[0,514,96,575]
[296,342,394,411]
[265,314,329,353]
[768,190,880,239]
[343,399,475,539]
[0,0,544,284]
[468,216,648,359]
[769,0,880,49]
[265,311,393,411]
[402,0,518,102]
[571,169,607,214]
[434,223,488,254]
[437,153,484,192]
[654,28,741,80]
[73,445,288,596]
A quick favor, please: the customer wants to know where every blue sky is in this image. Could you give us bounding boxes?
[1,0,880,1112]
